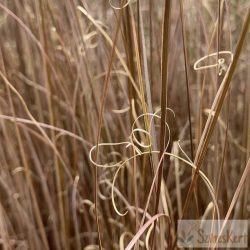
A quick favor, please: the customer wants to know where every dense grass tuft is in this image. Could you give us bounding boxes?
[0,1,249,249]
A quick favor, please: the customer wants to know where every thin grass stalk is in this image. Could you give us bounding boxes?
[179,0,194,161]
[151,0,171,248]
[93,8,123,249]
[38,1,68,248]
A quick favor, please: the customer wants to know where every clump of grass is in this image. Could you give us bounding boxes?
[0,0,249,249]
